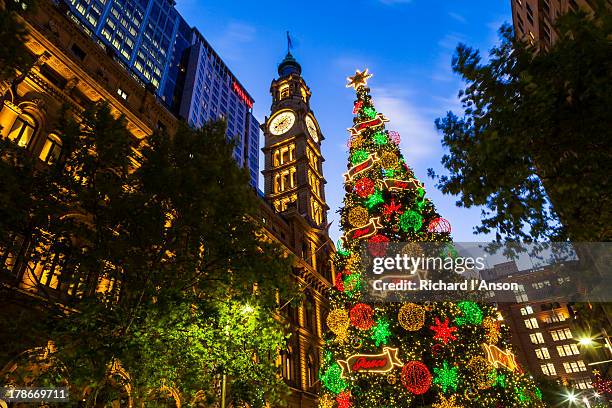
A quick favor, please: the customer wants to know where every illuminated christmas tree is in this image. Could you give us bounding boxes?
[318,70,544,407]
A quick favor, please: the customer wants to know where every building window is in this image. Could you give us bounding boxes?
[117,88,128,100]
[281,345,295,383]
[520,305,534,315]
[540,363,557,376]
[557,344,580,357]
[524,318,539,329]
[563,361,587,373]
[279,84,289,100]
[535,347,550,360]
[550,328,573,341]
[530,332,545,344]
[307,351,317,389]
[39,133,62,164]
[8,114,37,148]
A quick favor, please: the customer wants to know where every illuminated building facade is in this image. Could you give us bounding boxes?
[0,1,333,405]
[484,262,595,391]
[511,0,594,48]
[58,0,260,187]
[260,53,334,407]
[179,29,260,187]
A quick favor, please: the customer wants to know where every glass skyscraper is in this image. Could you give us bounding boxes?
[59,0,260,188]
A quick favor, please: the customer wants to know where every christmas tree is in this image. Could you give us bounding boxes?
[318,70,544,408]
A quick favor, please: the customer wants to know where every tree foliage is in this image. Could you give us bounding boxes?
[1,103,295,407]
[431,7,611,242]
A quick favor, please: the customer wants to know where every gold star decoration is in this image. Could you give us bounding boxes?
[346,68,373,90]
[433,395,463,408]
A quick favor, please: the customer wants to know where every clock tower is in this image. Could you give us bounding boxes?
[261,52,328,227]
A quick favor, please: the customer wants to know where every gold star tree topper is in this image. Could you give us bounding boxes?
[346,68,373,90]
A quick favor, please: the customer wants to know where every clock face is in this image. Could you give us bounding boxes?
[306,116,319,143]
[268,111,296,135]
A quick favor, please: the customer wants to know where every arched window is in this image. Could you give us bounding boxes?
[8,114,37,148]
[307,351,318,389]
[281,345,294,383]
[39,133,62,164]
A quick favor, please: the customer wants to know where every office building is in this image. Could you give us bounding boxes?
[59,0,260,187]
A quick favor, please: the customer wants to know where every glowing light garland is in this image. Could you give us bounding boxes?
[401,361,432,395]
[433,361,459,393]
[430,317,458,344]
[337,347,404,377]
[398,303,426,331]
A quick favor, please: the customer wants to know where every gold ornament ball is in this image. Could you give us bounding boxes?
[401,242,423,258]
[398,303,426,331]
[482,316,501,344]
[467,355,495,389]
[433,395,463,408]
[351,337,363,349]
[350,135,365,149]
[380,152,399,169]
[319,393,335,408]
[348,206,370,227]
[346,253,362,272]
[387,373,397,385]
[327,309,350,335]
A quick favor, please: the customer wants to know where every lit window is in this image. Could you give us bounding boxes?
[117,88,128,100]
[8,114,37,148]
[540,363,556,376]
[525,318,539,329]
[535,347,550,360]
[39,133,62,164]
[520,305,534,315]
[530,332,545,344]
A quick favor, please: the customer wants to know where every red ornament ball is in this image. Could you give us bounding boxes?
[427,217,452,234]
[336,391,352,408]
[401,361,432,395]
[354,177,375,198]
[368,234,390,257]
[350,303,375,330]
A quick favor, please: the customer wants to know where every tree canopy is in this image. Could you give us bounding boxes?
[1,104,295,407]
[431,7,611,243]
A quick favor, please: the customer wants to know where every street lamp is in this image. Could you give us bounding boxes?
[566,391,578,405]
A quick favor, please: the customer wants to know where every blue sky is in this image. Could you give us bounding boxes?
[176,0,511,244]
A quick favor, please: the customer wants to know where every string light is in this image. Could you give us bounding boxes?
[430,317,458,344]
[455,301,483,326]
[466,355,495,389]
[380,152,398,169]
[433,395,463,408]
[350,303,375,330]
[350,149,370,165]
[398,303,426,331]
[401,361,432,395]
[327,309,350,336]
[433,361,459,393]
[370,317,392,346]
[354,177,375,197]
[399,210,423,232]
[320,363,348,394]
[364,189,384,209]
[348,206,370,227]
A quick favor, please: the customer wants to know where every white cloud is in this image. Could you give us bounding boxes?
[370,87,440,166]
[448,12,467,24]
[212,22,257,61]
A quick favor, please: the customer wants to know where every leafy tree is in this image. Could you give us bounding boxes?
[431,7,611,242]
[1,103,295,407]
[0,0,36,80]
